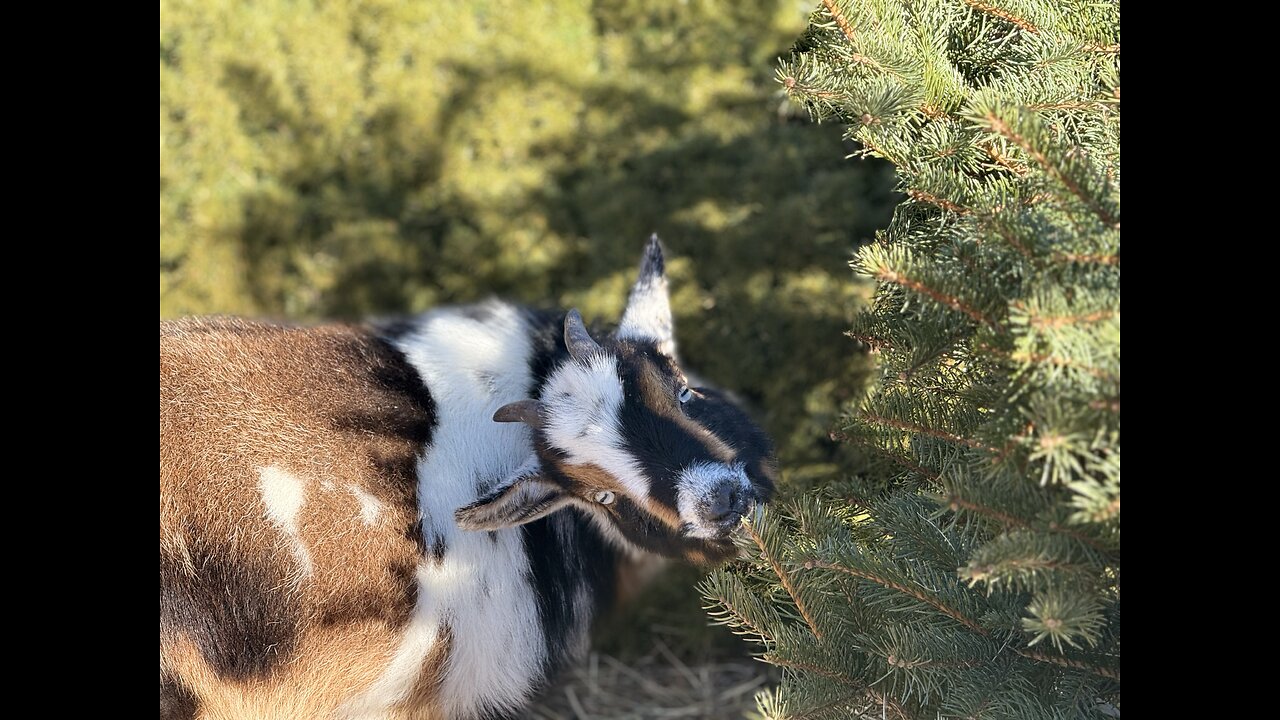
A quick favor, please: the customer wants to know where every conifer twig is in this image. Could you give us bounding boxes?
[945,494,1028,529]
[741,521,824,640]
[872,267,997,327]
[809,559,1121,681]
[1013,648,1121,681]
[960,0,1039,33]
[983,112,1120,229]
[907,189,971,215]
[947,494,1115,554]
[1026,101,1097,111]
[1026,309,1115,329]
[761,655,910,719]
[838,432,943,481]
[820,0,894,74]
[707,596,775,644]
[805,559,988,634]
[1053,250,1120,266]
[860,411,1004,456]
[983,143,1029,177]
[1010,350,1115,381]
[844,330,893,351]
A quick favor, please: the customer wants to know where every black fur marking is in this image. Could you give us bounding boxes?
[614,353,713,511]
[352,337,437,447]
[638,233,665,280]
[406,519,428,555]
[160,542,301,680]
[521,509,617,678]
[685,388,776,501]
[160,674,199,720]
[522,308,572,396]
[428,532,448,566]
[519,309,620,682]
[375,317,421,343]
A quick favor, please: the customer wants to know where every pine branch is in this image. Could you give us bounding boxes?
[780,692,878,720]
[947,494,1115,554]
[958,0,1040,33]
[1026,101,1101,111]
[1053,250,1120,266]
[781,76,844,101]
[837,431,943,482]
[906,188,971,215]
[805,559,987,634]
[1009,349,1115,381]
[1013,648,1120,681]
[871,267,996,327]
[987,221,1036,260]
[944,494,1028,529]
[983,143,1029,177]
[1089,397,1120,413]
[763,655,910,720]
[1025,309,1116,330]
[708,593,775,644]
[819,0,894,74]
[742,520,824,640]
[982,111,1120,229]
[844,329,893,352]
[860,411,1003,456]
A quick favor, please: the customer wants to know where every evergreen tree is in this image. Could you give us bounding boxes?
[702,1,1119,717]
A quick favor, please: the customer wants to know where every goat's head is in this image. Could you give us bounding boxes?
[456,236,776,564]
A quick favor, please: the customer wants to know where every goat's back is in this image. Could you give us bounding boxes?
[160,318,437,718]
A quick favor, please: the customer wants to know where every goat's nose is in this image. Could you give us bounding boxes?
[704,482,747,526]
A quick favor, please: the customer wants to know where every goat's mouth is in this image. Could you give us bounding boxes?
[691,499,761,543]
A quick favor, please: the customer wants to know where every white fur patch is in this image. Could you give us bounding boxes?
[347,485,383,526]
[541,354,651,501]
[676,461,750,540]
[257,465,313,575]
[343,301,547,719]
[618,274,675,357]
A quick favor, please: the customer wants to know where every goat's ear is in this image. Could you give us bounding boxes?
[617,234,675,357]
[455,462,569,531]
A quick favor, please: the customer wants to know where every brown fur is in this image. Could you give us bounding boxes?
[160,318,434,717]
[400,625,454,714]
[561,462,683,532]
[631,353,736,464]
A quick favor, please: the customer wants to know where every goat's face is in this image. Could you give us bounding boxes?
[456,237,776,564]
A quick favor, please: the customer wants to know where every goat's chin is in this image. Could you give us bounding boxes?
[685,534,746,566]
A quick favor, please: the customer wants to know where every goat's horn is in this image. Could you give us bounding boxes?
[493,399,544,428]
[564,309,602,363]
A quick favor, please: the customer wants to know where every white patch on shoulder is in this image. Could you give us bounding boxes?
[343,300,550,719]
[347,485,383,526]
[257,465,313,575]
[676,461,750,540]
[541,354,650,500]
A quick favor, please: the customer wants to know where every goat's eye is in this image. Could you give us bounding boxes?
[678,385,693,403]
[593,490,616,505]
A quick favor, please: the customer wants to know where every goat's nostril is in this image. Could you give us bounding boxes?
[705,482,746,525]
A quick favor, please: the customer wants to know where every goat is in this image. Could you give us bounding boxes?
[160,236,777,719]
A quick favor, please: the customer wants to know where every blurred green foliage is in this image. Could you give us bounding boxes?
[160,0,897,482]
[160,1,898,659]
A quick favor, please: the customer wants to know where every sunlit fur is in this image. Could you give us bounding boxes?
[159,237,776,720]
[521,334,775,565]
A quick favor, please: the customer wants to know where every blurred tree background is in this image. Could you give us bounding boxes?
[160,0,897,661]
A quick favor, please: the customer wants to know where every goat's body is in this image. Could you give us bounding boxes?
[160,304,618,719]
